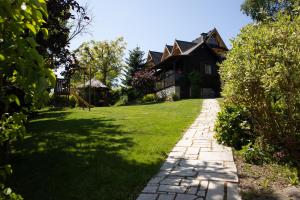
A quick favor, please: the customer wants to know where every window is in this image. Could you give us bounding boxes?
[205,64,212,75]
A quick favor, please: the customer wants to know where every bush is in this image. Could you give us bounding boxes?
[171,93,179,101]
[240,143,268,165]
[219,13,300,163]
[142,94,157,103]
[69,95,78,108]
[114,95,128,106]
[214,102,253,149]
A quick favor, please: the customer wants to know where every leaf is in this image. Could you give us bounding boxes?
[8,95,20,106]
[26,23,36,35]
[3,187,12,195]
[0,54,4,61]
[41,28,48,38]
[47,69,56,86]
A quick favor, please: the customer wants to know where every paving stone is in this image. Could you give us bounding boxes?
[158,185,187,193]
[148,176,164,184]
[168,151,185,159]
[158,193,175,200]
[171,147,187,152]
[198,151,234,161]
[142,185,158,193]
[186,186,198,195]
[197,190,206,197]
[175,194,198,200]
[197,171,238,182]
[206,181,224,200]
[160,177,181,185]
[170,167,197,177]
[227,182,241,200]
[186,147,200,155]
[199,181,209,190]
[160,162,176,171]
[136,193,158,200]
[180,178,200,186]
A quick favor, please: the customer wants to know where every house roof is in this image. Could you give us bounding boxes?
[148,28,228,67]
[166,45,173,53]
[78,78,108,88]
[174,40,198,53]
[148,51,163,65]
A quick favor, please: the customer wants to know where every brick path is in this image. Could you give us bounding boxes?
[136,99,241,200]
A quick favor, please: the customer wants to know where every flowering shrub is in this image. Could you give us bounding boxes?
[132,69,156,97]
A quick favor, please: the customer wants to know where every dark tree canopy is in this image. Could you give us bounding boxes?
[37,0,91,76]
[241,0,299,21]
[123,47,145,87]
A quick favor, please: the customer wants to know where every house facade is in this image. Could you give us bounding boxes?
[146,28,228,99]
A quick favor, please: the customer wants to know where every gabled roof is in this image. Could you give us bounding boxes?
[161,45,173,61]
[78,78,108,88]
[166,45,173,53]
[174,40,197,53]
[148,28,228,67]
[148,51,163,65]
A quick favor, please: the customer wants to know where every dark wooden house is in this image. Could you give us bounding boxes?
[146,28,228,98]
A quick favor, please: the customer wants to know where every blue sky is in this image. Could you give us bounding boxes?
[70,0,252,55]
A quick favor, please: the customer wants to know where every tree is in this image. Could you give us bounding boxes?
[37,0,91,76]
[219,13,300,165]
[123,47,145,87]
[132,69,156,97]
[0,0,50,198]
[241,0,299,21]
[75,38,126,87]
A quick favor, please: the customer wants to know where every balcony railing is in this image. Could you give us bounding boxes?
[156,73,175,91]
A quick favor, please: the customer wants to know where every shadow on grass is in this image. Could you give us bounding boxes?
[10,113,162,200]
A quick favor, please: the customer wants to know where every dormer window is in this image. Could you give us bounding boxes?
[205,64,212,75]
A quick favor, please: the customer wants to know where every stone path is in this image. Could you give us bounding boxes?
[137,99,241,200]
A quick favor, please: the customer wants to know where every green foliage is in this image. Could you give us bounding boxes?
[142,94,157,103]
[214,102,253,149]
[241,0,299,21]
[220,13,300,163]
[69,95,78,108]
[74,37,126,87]
[188,71,201,98]
[123,46,145,87]
[0,113,26,143]
[0,0,53,110]
[114,95,128,106]
[288,171,299,185]
[0,1,49,199]
[171,93,179,101]
[240,143,267,165]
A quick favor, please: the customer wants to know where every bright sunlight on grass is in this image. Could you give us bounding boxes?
[10,99,202,200]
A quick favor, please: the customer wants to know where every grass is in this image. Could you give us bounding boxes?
[10,99,202,200]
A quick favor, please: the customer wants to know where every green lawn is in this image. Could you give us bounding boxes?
[10,99,202,200]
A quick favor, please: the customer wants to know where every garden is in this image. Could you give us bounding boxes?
[0,0,300,199]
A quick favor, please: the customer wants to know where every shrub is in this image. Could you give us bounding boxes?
[171,93,179,101]
[219,13,300,163]
[240,143,267,165]
[214,102,253,149]
[69,95,78,108]
[142,94,157,103]
[114,95,128,106]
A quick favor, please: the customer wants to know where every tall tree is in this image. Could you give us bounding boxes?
[75,38,126,87]
[123,47,145,87]
[37,0,91,76]
[241,0,299,21]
